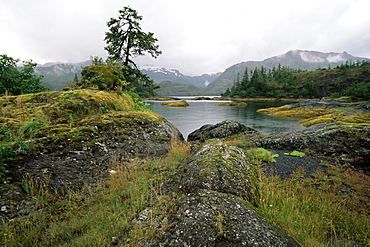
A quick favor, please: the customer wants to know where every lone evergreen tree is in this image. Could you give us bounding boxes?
[104,6,162,67]
[103,6,162,96]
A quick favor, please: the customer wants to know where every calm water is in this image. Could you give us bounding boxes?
[146,97,305,138]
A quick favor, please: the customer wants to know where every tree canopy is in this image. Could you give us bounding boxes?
[0,54,47,95]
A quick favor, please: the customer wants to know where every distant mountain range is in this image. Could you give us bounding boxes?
[33,50,369,95]
[34,61,92,90]
[206,50,370,95]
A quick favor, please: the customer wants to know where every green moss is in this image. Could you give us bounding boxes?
[284,151,305,157]
[246,148,278,163]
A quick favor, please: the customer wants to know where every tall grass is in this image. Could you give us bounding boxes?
[0,142,189,246]
[252,164,370,246]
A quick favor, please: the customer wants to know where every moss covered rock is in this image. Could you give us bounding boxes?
[178,139,253,200]
[0,89,184,190]
[155,190,300,247]
[257,99,370,127]
[187,119,259,142]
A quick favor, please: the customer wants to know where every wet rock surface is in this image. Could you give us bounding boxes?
[187,119,259,142]
[145,139,300,246]
[178,139,253,200]
[0,185,36,227]
[255,123,370,173]
[153,190,300,247]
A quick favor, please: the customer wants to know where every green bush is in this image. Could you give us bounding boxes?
[344,82,370,100]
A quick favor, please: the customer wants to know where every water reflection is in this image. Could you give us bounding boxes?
[146,98,305,138]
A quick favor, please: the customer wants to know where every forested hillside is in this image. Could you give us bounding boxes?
[207,50,370,95]
[222,61,370,100]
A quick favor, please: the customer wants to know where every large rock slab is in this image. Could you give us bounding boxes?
[153,190,300,247]
[187,119,259,142]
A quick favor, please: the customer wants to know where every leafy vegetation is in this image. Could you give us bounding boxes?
[245,148,279,163]
[222,60,370,99]
[0,54,48,95]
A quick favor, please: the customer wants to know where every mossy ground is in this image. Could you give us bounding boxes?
[257,103,370,127]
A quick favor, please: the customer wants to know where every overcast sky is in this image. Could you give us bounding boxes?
[1,0,369,75]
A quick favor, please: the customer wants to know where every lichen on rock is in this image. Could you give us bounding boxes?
[147,139,300,246]
[154,190,300,247]
[178,139,253,200]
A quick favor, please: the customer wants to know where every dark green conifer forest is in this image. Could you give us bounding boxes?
[222,60,370,100]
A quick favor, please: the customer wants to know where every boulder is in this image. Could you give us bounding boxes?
[187,119,259,142]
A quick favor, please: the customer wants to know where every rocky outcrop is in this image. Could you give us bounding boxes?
[255,122,370,171]
[0,90,184,190]
[147,139,300,246]
[12,111,184,190]
[187,119,259,142]
[0,89,185,227]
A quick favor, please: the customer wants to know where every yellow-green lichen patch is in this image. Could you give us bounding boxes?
[300,112,370,127]
[300,116,335,127]
[104,111,165,124]
[258,106,339,118]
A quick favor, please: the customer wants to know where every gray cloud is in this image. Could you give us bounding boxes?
[1,0,369,75]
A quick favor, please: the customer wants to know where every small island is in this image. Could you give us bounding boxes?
[161,100,190,107]
[217,102,248,106]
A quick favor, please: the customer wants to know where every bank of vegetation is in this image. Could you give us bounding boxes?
[1,140,369,246]
[222,61,370,100]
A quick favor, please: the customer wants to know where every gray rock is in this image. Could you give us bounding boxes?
[153,190,300,247]
[187,119,258,142]
[178,139,253,200]
[255,123,370,172]
[145,139,300,246]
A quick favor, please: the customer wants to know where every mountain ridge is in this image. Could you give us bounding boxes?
[31,50,369,95]
[206,50,370,95]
